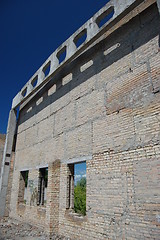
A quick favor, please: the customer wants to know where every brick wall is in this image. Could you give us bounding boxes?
[9,2,160,239]
[0,134,15,217]
[5,152,15,217]
[46,160,60,234]
[0,134,5,178]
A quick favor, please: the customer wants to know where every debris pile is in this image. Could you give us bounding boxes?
[0,218,69,240]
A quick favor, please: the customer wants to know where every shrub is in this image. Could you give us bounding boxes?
[74,177,86,215]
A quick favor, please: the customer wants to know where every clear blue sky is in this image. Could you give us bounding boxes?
[0,0,108,134]
[74,162,86,185]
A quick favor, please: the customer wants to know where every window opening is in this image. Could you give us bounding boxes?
[31,76,38,88]
[38,167,48,205]
[43,62,51,78]
[67,162,86,215]
[57,46,67,64]
[96,7,114,28]
[21,87,27,97]
[18,170,29,204]
[73,29,87,48]
[68,164,74,209]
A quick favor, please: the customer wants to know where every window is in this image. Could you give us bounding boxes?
[43,62,51,78]
[37,167,48,206]
[73,29,87,48]
[67,162,86,216]
[18,170,29,204]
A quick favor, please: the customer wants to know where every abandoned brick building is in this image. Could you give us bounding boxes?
[0,0,160,239]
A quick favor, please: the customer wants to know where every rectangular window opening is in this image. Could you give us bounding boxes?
[57,46,67,64]
[18,170,29,204]
[38,167,48,206]
[67,162,86,216]
[31,76,38,88]
[43,62,51,78]
[73,29,87,48]
[21,87,27,97]
[96,7,114,28]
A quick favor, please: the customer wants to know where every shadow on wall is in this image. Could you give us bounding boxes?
[18,3,160,127]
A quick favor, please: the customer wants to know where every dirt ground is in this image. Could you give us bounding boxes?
[0,218,68,240]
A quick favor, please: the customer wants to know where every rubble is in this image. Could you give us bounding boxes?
[0,218,69,240]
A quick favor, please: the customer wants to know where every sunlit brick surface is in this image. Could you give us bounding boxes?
[9,2,160,239]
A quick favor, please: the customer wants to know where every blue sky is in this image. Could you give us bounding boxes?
[0,0,108,133]
[74,162,86,185]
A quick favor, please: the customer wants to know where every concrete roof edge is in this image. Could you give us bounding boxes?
[11,0,157,110]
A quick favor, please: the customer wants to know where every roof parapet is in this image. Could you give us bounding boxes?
[12,0,146,109]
